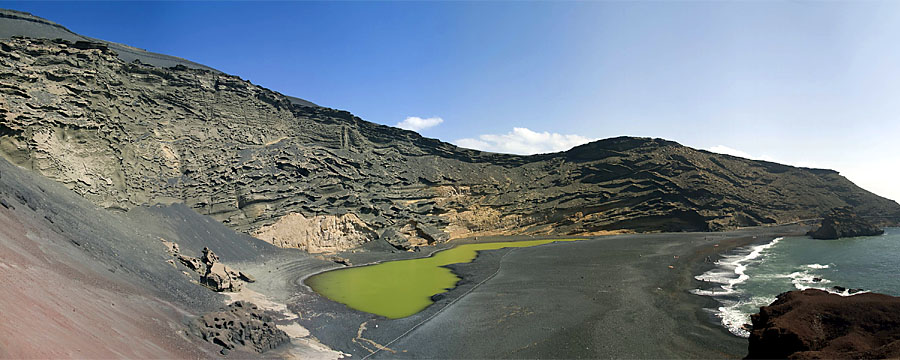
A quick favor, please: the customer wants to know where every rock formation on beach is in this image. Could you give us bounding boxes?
[192,301,290,355]
[2,9,899,254]
[746,289,900,359]
[173,246,253,292]
[807,207,885,239]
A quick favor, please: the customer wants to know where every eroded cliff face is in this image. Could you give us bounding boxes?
[253,213,376,253]
[1,37,898,252]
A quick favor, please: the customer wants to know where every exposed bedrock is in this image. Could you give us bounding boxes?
[192,301,290,355]
[1,36,899,252]
[807,207,885,239]
[252,212,376,253]
[747,289,900,359]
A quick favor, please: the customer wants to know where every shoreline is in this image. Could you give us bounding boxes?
[690,227,900,341]
[274,224,811,358]
[296,236,590,291]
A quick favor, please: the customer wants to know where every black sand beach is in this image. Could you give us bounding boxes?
[1,150,811,358]
[279,225,810,358]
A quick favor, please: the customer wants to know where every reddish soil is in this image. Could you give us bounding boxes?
[0,206,213,359]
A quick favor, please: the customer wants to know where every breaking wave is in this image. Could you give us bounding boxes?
[690,237,782,337]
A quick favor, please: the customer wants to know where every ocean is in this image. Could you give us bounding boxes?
[692,227,900,337]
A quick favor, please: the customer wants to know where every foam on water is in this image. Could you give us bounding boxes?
[690,237,782,336]
[692,237,781,295]
[806,263,831,269]
[690,229,900,339]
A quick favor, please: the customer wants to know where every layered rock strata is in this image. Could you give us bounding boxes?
[1,35,898,252]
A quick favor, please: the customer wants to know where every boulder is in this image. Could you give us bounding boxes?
[192,301,289,353]
[202,262,242,292]
[201,247,219,266]
[380,227,411,250]
[807,207,884,240]
[328,256,352,267]
[746,289,900,359]
[177,254,204,273]
[385,220,450,250]
[416,222,450,243]
[237,271,256,283]
[160,239,179,255]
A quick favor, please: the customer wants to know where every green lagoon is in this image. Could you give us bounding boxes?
[306,238,584,318]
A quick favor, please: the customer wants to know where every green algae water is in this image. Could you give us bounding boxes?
[306,239,584,319]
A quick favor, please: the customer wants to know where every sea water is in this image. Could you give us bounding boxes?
[692,227,900,337]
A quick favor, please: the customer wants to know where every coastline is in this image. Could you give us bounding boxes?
[276,224,810,358]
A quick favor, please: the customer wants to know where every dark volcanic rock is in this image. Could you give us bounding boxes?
[807,207,885,239]
[747,289,900,359]
[379,228,411,250]
[192,301,289,354]
[1,24,899,252]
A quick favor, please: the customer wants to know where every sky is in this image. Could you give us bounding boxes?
[6,1,899,202]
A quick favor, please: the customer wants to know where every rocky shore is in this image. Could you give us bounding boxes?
[807,207,885,239]
[747,289,900,359]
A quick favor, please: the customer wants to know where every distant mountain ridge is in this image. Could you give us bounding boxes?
[1,10,898,252]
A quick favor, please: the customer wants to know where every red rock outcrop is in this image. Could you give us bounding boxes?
[747,289,900,359]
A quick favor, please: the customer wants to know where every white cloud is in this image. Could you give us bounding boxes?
[454,127,598,155]
[396,116,443,132]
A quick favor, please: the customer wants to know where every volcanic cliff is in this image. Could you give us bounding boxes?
[2,10,899,253]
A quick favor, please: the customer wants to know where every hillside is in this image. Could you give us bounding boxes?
[1,11,898,253]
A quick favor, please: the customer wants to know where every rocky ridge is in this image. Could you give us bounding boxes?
[1,34,899,252]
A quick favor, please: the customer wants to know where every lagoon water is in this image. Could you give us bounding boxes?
[306,238,583,319]
[693,227,900,337]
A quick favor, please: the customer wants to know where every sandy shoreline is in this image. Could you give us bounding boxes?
[256,224,810,358]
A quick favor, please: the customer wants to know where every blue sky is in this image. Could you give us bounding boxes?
[6,1,899,202]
